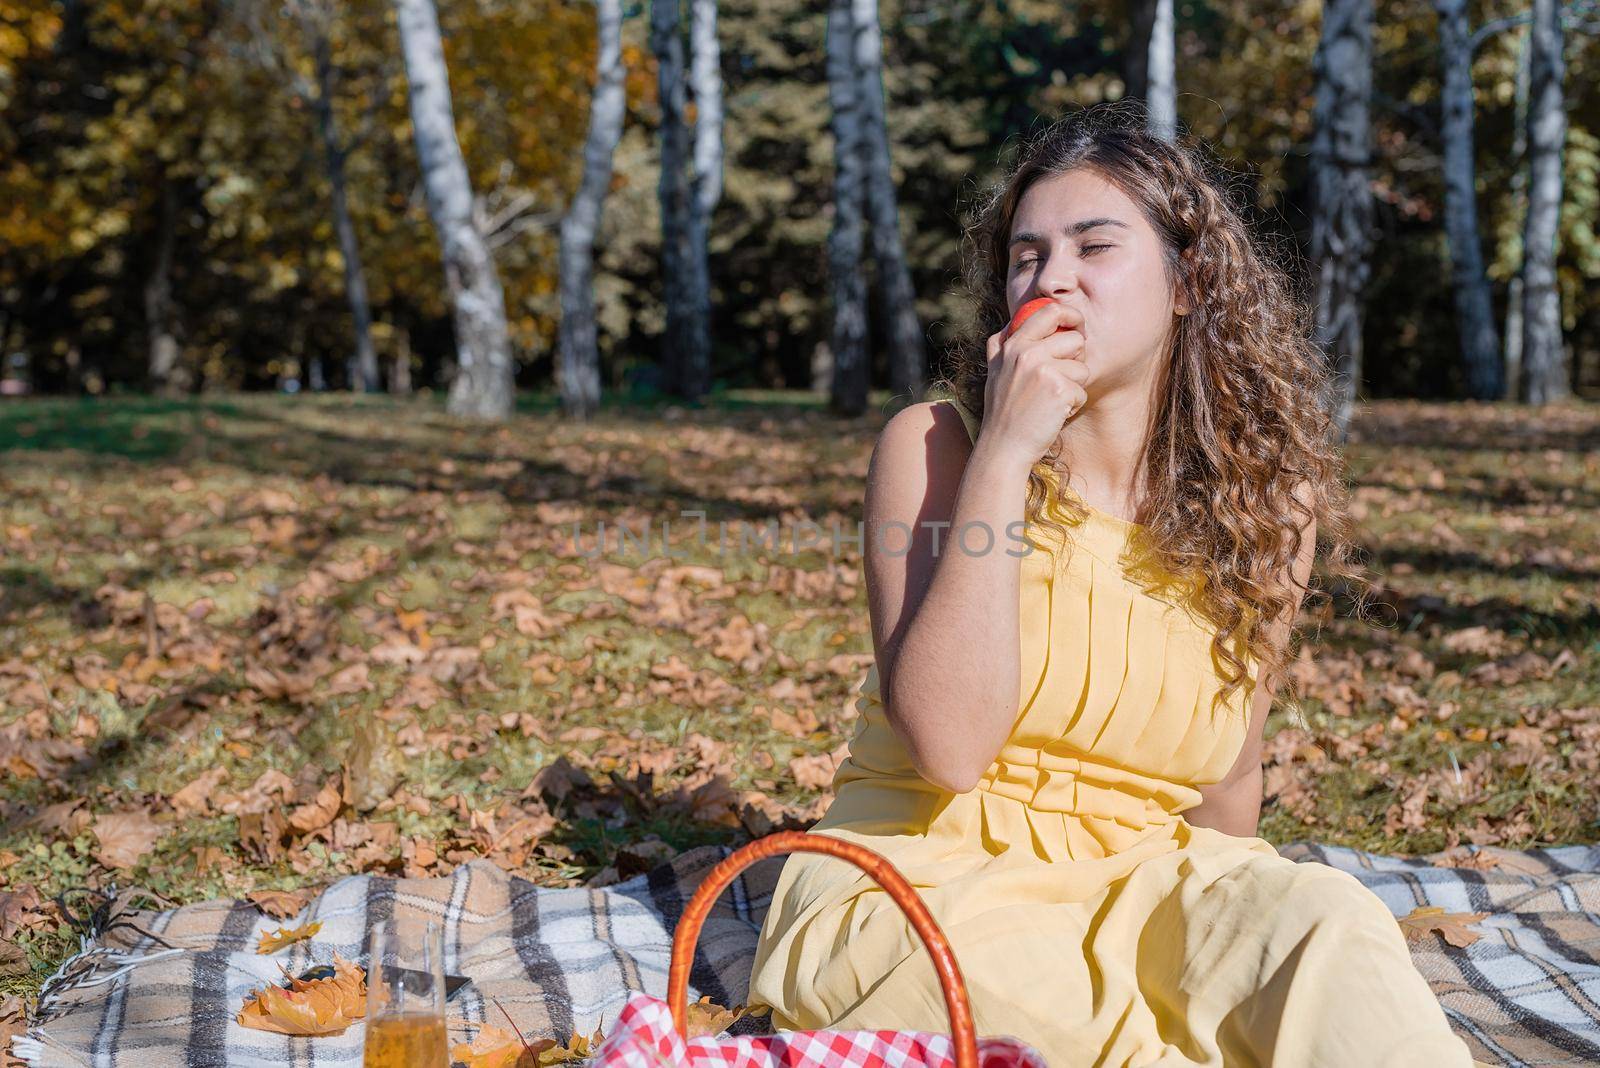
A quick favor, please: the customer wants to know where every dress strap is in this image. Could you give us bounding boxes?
[942,395,979,446]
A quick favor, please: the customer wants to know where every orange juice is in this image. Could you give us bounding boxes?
[362,1012,448,1067]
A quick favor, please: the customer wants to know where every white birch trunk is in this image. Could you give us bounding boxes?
[394,0,515,419]
[1435,0,1501,399]
[1520,0,1568,405]
[1310,0,1374,442]
[684,0,722,403]
[828,0,869,417]
[852,0,925,401]
[558,0,626,419]
[1146,0,1176,141]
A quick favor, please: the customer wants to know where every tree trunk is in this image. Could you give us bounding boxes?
[1435,0,1501,400]
[684,0,722,403]
[827,0,869,417]
[1520,0,1567,406]
[394,0,515,419]
[145,181,185,394]
[309,22,379,394]
[1145,0,1176,141]
[853,0,925,402]
[1503,23,1532,402]
[810,339,833,394]
[1124,0,1155,102]
[1309,0,1374,442]
[558,0,625,420]
[390,322,412,395]
[651,0,695,401]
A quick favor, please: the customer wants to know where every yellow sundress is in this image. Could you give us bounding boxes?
[747,396,1483,1066]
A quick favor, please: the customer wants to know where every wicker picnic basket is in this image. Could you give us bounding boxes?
[589,830,1049,1068]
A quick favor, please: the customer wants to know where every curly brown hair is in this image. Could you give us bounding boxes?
[932,100,1378,714]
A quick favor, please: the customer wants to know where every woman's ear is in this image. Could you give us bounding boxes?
[1173,250,1194,316]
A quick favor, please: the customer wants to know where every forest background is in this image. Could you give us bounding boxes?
[2,0,1599,1036]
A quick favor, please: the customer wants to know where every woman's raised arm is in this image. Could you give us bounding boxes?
[861,400,1036,793]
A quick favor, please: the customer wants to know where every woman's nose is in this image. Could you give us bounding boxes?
[1037,263,1079,299]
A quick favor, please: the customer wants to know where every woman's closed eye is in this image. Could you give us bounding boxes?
[1012,244,1114,269]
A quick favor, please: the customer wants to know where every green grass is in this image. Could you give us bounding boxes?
[2,390,1598,1001]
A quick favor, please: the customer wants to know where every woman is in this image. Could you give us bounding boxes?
[747,105,1486,1067]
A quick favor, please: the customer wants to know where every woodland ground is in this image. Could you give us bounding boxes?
[2,390,1598,1004]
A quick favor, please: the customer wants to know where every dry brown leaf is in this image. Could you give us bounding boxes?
[0,887,49,941]
[787,743,849,791]
[29,799,89,837]
[246,888,315,919]
[92,811,164,870]
[171,767,229,817]
[323,663,373,696]
[1397,905,1489,948]
[1,995,27,1064]
[288,778,344,835]
[218,768,296,817]
[683,995,754,1038]
[0,941,28,979]
[1429,848,1504,871]
[537,1025,606,1065]
[451,1023,553,1068]
[256,920,322,954]
[236,954,366,1036]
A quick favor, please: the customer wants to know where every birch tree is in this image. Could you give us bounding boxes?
[394,0,515,419]
[145,180,185,393]
[1145,0,1176,141]
[650,0,695,400]
[1310,0,1374,441]
[827,0,869,417]
[684,0,722,403]
[558,0,625,420]
[1436,0,1501,399]
[852,0,925,401]
[1520,0,1568,405]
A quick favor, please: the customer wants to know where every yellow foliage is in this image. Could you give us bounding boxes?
[256,920,323,954]
[237,954,367,1036]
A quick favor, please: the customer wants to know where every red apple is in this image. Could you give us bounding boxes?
[1005,296,1062,338]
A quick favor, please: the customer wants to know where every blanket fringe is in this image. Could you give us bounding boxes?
[33,934,187,1022]
[10,1032,75,1068]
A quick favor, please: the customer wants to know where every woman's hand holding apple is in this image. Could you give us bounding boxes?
[979,298,1089,471]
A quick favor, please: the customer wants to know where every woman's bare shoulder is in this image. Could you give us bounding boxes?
[874,399,974,463]
[866,400,974,520]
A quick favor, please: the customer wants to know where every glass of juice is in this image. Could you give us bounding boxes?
[362,917,448,1068]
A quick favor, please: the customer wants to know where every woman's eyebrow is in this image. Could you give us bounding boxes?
[1007,217,1129,248]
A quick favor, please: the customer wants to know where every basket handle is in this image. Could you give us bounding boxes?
[667,830,978,1068]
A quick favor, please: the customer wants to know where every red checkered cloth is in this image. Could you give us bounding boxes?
[590,992,1049,1068]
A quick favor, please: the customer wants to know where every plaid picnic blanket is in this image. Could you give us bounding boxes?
[13,839,1600,1067]
[15,849,784,1068]
[1276,841,1600,1068]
